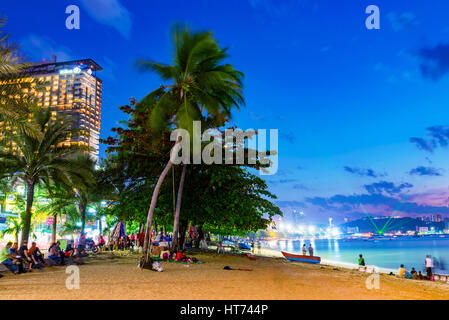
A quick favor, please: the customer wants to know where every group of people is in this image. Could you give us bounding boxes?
[0,241,45,275]
[358,253,436,280]
[302,243,314,256]
[398,255,435,280]
[0,239,90,276]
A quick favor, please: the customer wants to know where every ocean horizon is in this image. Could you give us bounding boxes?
[268,237,449,275]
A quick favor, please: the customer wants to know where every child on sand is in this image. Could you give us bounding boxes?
[399,264,406,278]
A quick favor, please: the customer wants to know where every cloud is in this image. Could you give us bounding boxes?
[387,12,418,31]
[275,200,308,208]
[409,166,442,176]
[280,131,296,144]
[266,178,298,185]
[364,181,413,195]
[21,35,72,61]
[292,184,309,190]
[306,191,449,217]
[411,126,449,152]
[97,56,118,80]
[248,0,303,17]
[80,0,132,39]
[249,113,265,121]
[418,43,449,80]
[410,137,435,152]
[343,166,385,178]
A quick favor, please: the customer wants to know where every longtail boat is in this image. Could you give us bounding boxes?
[281,251,321,264]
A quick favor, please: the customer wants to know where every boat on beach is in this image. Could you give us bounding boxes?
[281,251,321,264]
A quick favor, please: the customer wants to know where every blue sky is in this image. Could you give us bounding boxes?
[3,0,449,224]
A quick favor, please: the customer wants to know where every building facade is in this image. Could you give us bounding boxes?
[13,57,103,161]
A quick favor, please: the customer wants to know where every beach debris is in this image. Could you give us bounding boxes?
[245,253,257,260]
[152,261,163,272]
[223,266,253,271]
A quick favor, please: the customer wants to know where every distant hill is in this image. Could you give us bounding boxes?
[341,217,445,234]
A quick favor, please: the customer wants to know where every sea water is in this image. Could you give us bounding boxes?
[268,237,449,275]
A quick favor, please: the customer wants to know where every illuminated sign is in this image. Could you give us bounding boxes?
[59,66,82,75]
[5,193,17,204]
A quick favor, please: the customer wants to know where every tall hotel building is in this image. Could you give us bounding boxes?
[11,57,103,160]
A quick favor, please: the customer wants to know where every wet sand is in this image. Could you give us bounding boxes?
[1,251,448,300]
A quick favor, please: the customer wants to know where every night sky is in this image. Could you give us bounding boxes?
[3,0,449,224]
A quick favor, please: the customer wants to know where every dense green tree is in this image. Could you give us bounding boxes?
[136,25,245,261]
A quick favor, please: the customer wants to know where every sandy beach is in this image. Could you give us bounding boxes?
[1,250,448,300]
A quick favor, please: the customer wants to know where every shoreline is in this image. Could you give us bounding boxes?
[1,250,449,299]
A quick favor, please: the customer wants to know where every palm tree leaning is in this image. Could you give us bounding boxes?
[137,25,245,263]
[0,108,94,245]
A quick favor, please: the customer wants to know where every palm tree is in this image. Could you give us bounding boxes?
[0,17,38,138]
[0,108,94,245]
[1,215,22,243]
[37,184,77,243]
[136,25,245,263]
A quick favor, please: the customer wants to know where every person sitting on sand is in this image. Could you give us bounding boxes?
[55,241,65,265]
[19,242,33,271]
[410,267,418,279]
[28,242,45,268]
[358,254,365,266]
[308,244,314,256]
[302,244,307,255]
[9,243,25,273]
[65,240,75,259]
[48,242,62,264]
[399,264,406,278]
[0,242,20,274]
[418,271,424,280]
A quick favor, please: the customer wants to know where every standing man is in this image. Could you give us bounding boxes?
[308,244,314,256]
[425,255,434,280]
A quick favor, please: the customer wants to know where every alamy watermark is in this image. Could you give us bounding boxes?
[66,5,80,30]
[170,121,278,175]
[66,265,80,290]
[365,5,380,30]
[365,273,380,290]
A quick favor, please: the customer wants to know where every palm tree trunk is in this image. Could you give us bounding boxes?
[141,136,182,265]
[98,217,102,236]
[178,221,188,251]
[79,202,87,237]
[51,214,57,243]
[21,179,35,246]
[142,158,175,264]
[171,164,186,251]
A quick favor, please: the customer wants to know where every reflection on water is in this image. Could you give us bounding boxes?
[268,237,449,274]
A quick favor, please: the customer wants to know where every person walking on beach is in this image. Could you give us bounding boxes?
[308,244,314,256]
[358,254,365,266]
[302,244,307,256]
[425,255,433,280]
